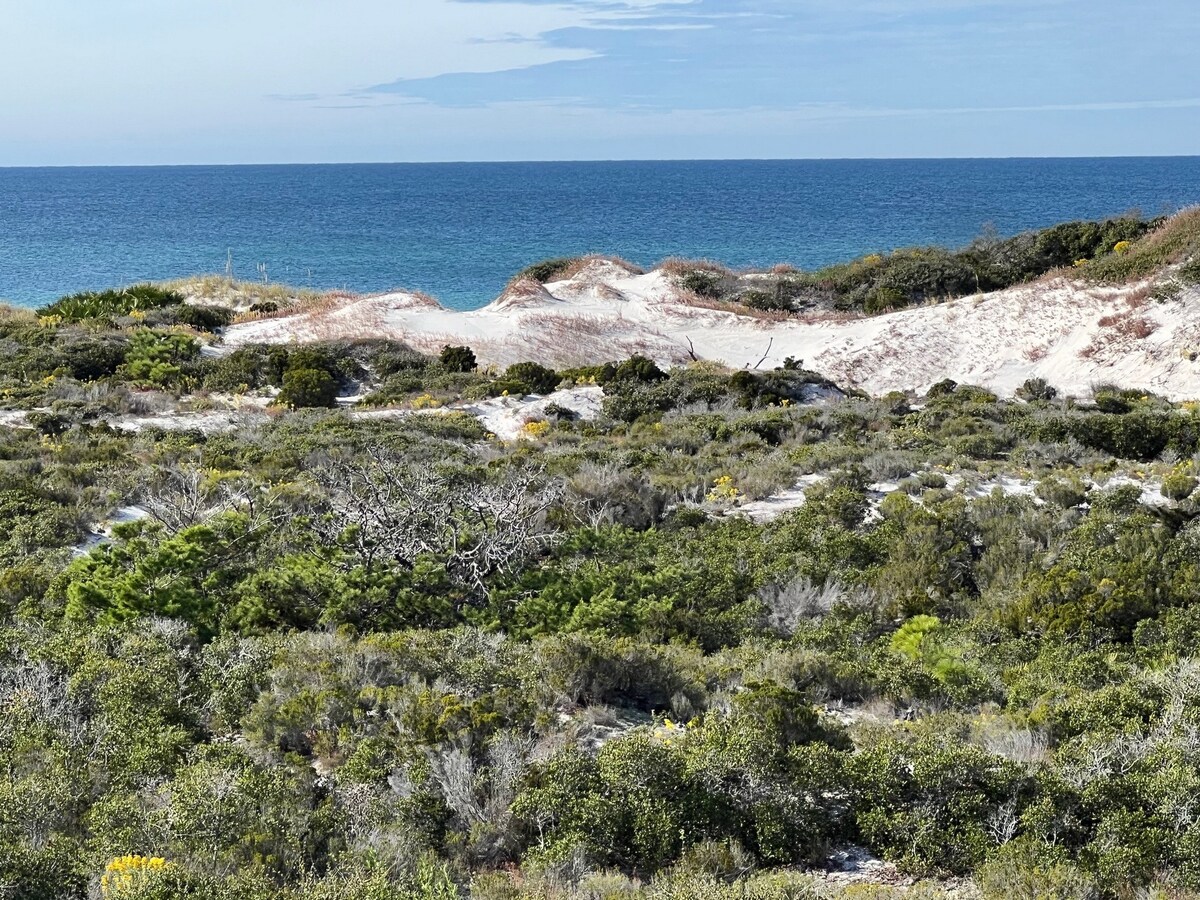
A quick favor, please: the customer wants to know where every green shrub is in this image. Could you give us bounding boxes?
[122,329,200,387]
[278,367,339,408]
[502,362,560,396]
[57,335,129,381]
[517,258,576,283]
[681,271,725,299]
[1016,378,1057,402]
[1161,470,1198,502]
[164,303,233,331]
[612,354,667,384]
[439,344,477,373]
[38,284,184,321]
[975,837,1098,900]
[203,345,276,392]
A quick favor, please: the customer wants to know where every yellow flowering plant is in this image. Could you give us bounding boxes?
[705,474,741,502]
[101,855,171,897]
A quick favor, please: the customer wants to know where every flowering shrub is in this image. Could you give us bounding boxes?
[705,474,741,503]
[522,419,551,438]
[411,392,444,410]
[101,856,170,897]
[1114,240,1132,255]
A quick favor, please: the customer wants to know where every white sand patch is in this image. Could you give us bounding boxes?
[968,476,1041,501]
[221,265,1200,400]
[819,845,907,887]
[107,411,269,433]
[735,473,827,522]
[74,505,150,556]
[323,385,611,440]
[462,385,605,441]
[1096,473,1171,507]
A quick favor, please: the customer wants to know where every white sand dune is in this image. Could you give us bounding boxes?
[221,258,1200,400]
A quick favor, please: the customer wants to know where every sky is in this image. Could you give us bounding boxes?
[1,0,1198,165]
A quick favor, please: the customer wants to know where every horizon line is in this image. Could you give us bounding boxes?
[4,153,1200,170]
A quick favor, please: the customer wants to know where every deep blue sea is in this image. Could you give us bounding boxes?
[2,158,1199,310]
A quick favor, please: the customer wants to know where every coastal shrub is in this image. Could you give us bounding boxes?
[738,288,793,312]
[158,302,233,332]
[601,379,685,422]
[439,344,477,373]
[1180,256,1200,284]
[1016,377,1057,402]
[724,214,1159,316]
[202,345,277,392]
[680,270,725,299]
[501,362,560,396]
[57,334,129,381]
[926,379,957,398]
[371,343,433,375]
[611,354,667,384]
[1085,207,1200,282]
[1017,409,1200,460]
[1161,470,1197,502]
[37,284,184,321]
[517,258,576,283]
[121,329,200,387]
[851,736,1026,876]
[278,367,339,408]
[975,838,1097,900]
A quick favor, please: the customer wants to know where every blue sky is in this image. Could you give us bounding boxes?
[2,0,1197,165]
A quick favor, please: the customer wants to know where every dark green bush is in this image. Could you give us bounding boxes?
[164,303,233,331]
[516,258,576,283]
[439,345,477,373]
[278,367,339,408]
[1016,377,1057,402]
[501,361,560,395]
[38,284,184,321]
[681,271,724,298]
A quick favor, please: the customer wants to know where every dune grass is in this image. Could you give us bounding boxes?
[1083,206,1200,284]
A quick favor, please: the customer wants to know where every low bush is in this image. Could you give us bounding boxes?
[278,367,339,408]
[38,284,184,321]
[440,344,477,373]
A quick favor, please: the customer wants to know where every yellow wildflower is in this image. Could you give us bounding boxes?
[101,856,170,897]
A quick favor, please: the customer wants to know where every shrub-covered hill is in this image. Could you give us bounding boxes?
[198,209,1200,399]
[663,207,1200,314]
[4,304,1200,898]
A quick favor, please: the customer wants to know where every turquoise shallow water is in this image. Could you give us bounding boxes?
[2,157,1199,309]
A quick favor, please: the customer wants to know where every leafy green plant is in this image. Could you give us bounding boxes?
[278,367,339,408]
[439,344,477,373]
[121,329,200,386]
[38,284,184,321]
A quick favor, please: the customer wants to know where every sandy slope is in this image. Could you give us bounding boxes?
[220,259,1200,400]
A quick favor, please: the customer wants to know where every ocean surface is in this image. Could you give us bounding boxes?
[2,158,1199,310]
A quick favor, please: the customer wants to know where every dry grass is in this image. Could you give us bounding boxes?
[495,278,556,309]
[674,290,794,323]
[1080,308,1159,359]
[657,256,733,277]
[1122,283,1154,310]
[1097,312,1157,338]
[0,304,40,326]
[793,309,867,325]
[168,274,328,308]
[230,289,359,325]
[556,254,645,281]
[1086,206,1200,283]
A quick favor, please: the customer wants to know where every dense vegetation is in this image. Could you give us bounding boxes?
[2,211,1200,898]
[663,210,1200,314]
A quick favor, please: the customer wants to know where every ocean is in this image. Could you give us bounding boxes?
[2,157,1199,310]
